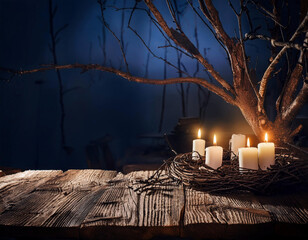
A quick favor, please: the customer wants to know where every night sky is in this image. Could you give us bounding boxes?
[0,0,306,171]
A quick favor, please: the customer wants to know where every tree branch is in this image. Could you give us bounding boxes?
[199,0,234,50]
[279,50,305,114]
[290,124,303,138]
[187,0,230,65]
[245,33,306,51]
[127,3,189,77]
[258,12,308,111]
[166,0,183,33]
[144,0,236,96]
[158,42,168,132]
[282,82,308,122]
[98,0,129,72]
[0,63,237,106]
[248,0,286,28]
[197,0,247,93]
[232,0,261,104]
[49,0,68,151]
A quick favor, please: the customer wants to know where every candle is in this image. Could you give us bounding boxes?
[258,133,275,170]
[230,134,246,157]
[205,134,223,169]
[238,138,258,171]
[192,129,205,159]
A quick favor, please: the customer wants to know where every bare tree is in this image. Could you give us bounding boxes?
[48,0,72,154]
[1,0,307,145]
[158,41,168,132]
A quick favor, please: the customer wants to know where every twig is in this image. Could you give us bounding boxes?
[245,34,306,51]
[127,2,189,77]
[258,12,308,111]
[158,41,168,132]
[187,0,231,65]
[97,0,129,73]
[231,0,262,104]
[164,133,177,156]
[166,0,183,33]
[248,0,286,28]
[285,143,308,156]
[145,0,236,96]
[48,0,68,152]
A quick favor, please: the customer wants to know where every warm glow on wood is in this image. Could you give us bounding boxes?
[247,138,250,147]
[213,134,217,145]
[265,132,268,142]
[198,129,201,139]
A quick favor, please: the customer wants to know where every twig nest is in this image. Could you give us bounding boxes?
[165,149,308,195]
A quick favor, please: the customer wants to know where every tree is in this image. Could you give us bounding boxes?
[1,0,307,145]
[48,0,71,154]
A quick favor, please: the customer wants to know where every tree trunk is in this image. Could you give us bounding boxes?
[238,98,294,145]
[230,41,296,146]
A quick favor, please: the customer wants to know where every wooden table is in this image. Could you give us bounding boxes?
[0,169,307,239]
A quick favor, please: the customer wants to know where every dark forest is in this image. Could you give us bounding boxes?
[0,0,307,171]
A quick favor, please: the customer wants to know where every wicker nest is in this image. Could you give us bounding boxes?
[163,148,308,194]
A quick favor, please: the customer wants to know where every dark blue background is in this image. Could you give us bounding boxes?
[0,0,306,170]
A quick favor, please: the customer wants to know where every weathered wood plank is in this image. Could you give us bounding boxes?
[257,193,308,224]
[0,169,307,240]
[184,190,272,225]
[182,189,275,239]
[0,169,117,239]
[36,169,117,192]
[80,170,185,240]
[256,192,308,238]
[0,170,63,214]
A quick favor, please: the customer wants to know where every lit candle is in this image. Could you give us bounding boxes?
[205,134,223,169]
[258,133,275,170]
[192,129,206,159]
[238,138,258,171]
[230,134,246,157]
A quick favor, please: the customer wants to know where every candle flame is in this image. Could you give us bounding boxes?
[265,132,268,142]
[213,134,217,145]
[197,129,201,139]
[247,138,250,147]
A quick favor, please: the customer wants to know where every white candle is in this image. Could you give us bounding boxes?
[192,129,205,159]
[205,134,223,169]
[258,133,275,170]
[230,134,246,157]
[238,138,258,171]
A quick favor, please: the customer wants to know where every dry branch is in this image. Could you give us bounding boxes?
[282,82,308,122]
[258,12,308,111]
[144,0,236,96]
[1,0,307,145]
[199,0,233,50]
[233,0,261,103]
[127,3,189,77]
[98,0,129,72]
[48,0,68,152]
[187,0,230,64]
[249,0,286,28]
[144,150,308,195]
[1,64,237,105]
[245,34,306,51]
[279,51,305,113]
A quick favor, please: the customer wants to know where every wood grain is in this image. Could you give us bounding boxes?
[0,169,307,239]
[184,190,271,225]
[36,169,117,192]
[0,170,62,214]
[182,189,274,239]
[81,170,185,239]
[0,169,117,239]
